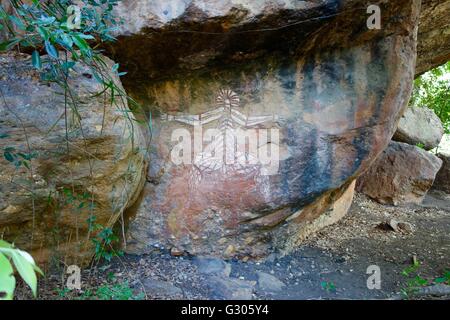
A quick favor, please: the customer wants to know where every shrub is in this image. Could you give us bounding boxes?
[411,61,450,133]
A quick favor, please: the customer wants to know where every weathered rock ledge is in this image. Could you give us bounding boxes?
[107,0,449,83]
[106,0,422,259]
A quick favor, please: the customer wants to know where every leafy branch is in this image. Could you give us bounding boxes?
[0,240,43,300]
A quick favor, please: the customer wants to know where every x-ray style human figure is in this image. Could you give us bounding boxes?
[161,89,281,180]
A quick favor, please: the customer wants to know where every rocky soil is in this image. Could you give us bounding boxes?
[15,192,450,300]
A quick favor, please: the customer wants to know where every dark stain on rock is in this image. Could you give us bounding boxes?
[119,0,420,259]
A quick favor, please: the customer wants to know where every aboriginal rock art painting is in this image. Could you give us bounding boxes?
[161,89,283,181]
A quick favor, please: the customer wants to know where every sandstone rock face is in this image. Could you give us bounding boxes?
[0,53,146,265]
[393,106,444,150]
[416,0,450,76]
[356,142,443,205]
[1,0,447,76]
[115,1,420,259]
[107,0,447,79]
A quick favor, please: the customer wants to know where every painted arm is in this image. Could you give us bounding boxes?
[246,114,280,126]
[231,108,282,127]
[161,107,225,126]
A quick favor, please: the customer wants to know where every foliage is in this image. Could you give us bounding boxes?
[320,281,336,293]
[411,61,450,133]
[91,224,123,262]
[56,287,71,298]
[0,240,43,300]
[2,146,37,169]
[400,275,428,299]
[59,188,122,262]
[434,270,450,285]
[400,259,450,299]
[95,281,144,300]
[401,257,420,277]
[0,0,132,111]
[400,259,428,299]
[56,280,144,300]
[0,0,135,150]
[0,0,121,51]
[0,0,141,272]
[415,142,425,150]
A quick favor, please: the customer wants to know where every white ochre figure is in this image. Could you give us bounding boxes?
[161,89,281,177]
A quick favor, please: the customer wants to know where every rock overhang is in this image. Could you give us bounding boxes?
[105,0,423,258]
[107,0,422,89]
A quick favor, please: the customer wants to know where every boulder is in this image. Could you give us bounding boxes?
[194,257,231,277]
[117,1,420,259]
[393,106,444,150]
[256,271,286,293]
[142,279,183,298]
[206,275,255,300]
[433,151,450,194]
[433,135,450,193]
[356,142,443,205]
[0,53,146,266]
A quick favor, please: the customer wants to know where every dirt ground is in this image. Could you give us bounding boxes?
[15,192,450,300]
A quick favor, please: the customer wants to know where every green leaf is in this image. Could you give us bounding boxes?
[92,71,104,84]
[32,50,42,69]
[13,160,21,168]
[44,40,58,59]
[17,249,43,276]
[37,16,56,26]
[435,277,447,283]
[72,35,89,51]
[0,240,13,249]
[0,252,15,300]
[414,276,428,286]
[3,151,15,162]
[61,61,76,72]
[10,251,38,296]
[77,34,95,40]
[17,152,34,161]
[22,160,30,169]
[37,26,50,41]
[0,38,20,51]
[8,15,25,30]
[59,33,73,49]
